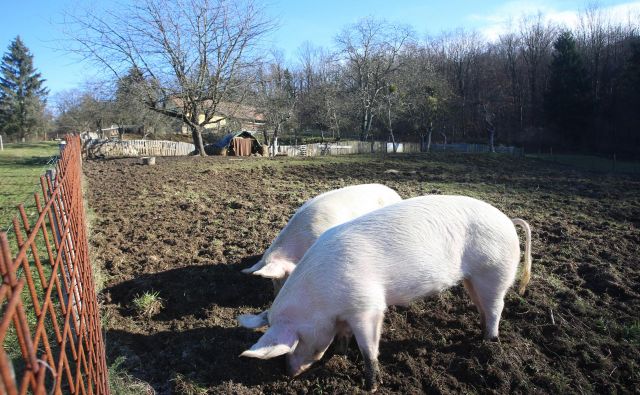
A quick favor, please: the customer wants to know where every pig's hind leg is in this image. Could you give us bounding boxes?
[471,276,509,341]
[463,278,486,333]
[348,310,385,392]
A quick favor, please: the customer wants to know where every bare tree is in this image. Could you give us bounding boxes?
[430,29,483,140]
[396,45,450,152]
[66,0,275,156]
[497,31,525,141]
[255,53,298,156]
[519,13,557,125]
[383,84,399,152]
[314,50,346,141]
[336,18,413,142]
[53,85,116,136]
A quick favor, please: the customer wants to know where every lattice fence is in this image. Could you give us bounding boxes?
[0,136,108,394]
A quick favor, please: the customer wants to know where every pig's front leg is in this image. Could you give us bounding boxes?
[349,310,385,392]
[364,356,380,392]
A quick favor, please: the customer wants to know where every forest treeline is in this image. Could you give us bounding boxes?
[274,9,640,156]
[4,3,640,157]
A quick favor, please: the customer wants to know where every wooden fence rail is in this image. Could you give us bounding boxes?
[0,136,108,394]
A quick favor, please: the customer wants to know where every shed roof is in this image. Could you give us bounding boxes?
[213,131,260,149]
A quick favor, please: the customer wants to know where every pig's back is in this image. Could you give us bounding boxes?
[287,195,519,310]
[266,184,402,266]
[296,184,402,236]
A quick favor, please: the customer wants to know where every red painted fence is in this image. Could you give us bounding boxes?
[0,136,108,394]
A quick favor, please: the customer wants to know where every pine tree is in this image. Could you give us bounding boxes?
[0,36,48,141]
[544,31,592,148]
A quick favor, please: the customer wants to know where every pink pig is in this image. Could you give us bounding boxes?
[239,195,532,391]
[242,183,402,293]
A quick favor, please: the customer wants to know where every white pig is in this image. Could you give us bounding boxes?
[238,195,532,391]
[242,184,402,292]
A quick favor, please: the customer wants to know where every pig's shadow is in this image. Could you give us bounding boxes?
[104,256,272,320]
[106,325,292,390]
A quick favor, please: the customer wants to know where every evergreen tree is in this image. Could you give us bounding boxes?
[0,36,48,141]
[544,31,591,148]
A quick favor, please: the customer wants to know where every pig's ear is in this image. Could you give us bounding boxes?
[241,258,265,274]
[253,259,296,279]
[237,310,269,328]
[240,326,298,359]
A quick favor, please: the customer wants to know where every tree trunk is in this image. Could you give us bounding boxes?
[488,126,495,153]
[334,114,341,141]
[387,99,398,153]
[270,124,280,156]
[366,112,374,142]
[361,108,374,141]
[191,125,206,156]
[97,118,103,139]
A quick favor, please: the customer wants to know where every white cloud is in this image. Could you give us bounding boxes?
[468,1,640,41]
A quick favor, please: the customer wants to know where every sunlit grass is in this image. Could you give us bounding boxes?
[0,142,60,230]
[132,291,164,317]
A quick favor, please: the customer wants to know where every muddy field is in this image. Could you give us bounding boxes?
[83,153,640,394]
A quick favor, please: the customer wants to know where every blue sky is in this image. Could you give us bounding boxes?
[1,0,639,101]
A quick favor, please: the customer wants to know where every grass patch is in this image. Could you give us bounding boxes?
[621,321,640,344]
[108,356,154,395]
[172,373,208,395]
[132,291,164,317]
[0,141,60,229]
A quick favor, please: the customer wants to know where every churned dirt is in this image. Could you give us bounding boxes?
[83,153,640,394]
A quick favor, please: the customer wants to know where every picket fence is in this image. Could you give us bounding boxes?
[82,138,522,159]
[277,140,422,157]
[84,139,195,158]
[277,141,523,157]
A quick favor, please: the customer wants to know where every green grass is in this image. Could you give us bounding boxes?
[0,142,60,230]
[132,291,164,317]
[108,356,154,395]
[172,373,208,395]
[1,141,61,384]
[530,153,640,174]
[622,321,640,344]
